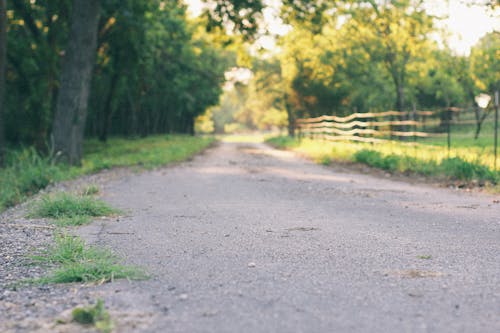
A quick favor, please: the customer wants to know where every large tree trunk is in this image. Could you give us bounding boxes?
[52,0,100,165]
[0,0,6,166]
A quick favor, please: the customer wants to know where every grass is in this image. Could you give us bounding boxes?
[72,299,113,333]
[81,135,215,173]
[25,193,145,285]
[0,135,215,213]
[81,185,100,196]
[30,192,119,226]
[0,148,67,212]
[31,233,144,284]
[267,136,499,187]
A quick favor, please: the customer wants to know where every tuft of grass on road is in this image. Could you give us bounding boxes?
[30,192,119,227]
[31,233,144,284]
[267,136,499,187]
[0,135,215,213]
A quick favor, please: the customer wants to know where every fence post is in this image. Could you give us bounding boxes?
[495,91,499,171]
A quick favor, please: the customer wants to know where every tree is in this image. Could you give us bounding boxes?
[51,0,100,165]
[469,32,500,138]
[0,0,6,166]
[7,0,70,148]
[345,0,435,111]
[470,32,500,94]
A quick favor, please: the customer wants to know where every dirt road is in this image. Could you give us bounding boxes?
[73,141,499,332]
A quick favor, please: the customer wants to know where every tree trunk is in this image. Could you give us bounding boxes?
[0,0,6,166]
[99,71,119,142]
[52,0,100,165]
[285,93,295,137]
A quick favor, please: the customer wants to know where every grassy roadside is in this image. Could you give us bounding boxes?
[267,136,499,189]
[0,135,215,213]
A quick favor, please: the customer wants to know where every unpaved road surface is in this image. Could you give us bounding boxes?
[76,141,499,332]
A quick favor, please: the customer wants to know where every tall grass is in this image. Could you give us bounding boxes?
[0,148,67,211]
[0,135,215,212]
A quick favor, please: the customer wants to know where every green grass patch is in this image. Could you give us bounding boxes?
[32,233,144,284]
[267,136,499,186]
[72,299,113,333]
[0,135,215,213]
[31,193,119,225]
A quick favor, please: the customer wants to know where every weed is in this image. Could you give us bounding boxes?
[72,299,113,333]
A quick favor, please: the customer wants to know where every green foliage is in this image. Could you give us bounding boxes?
[33,233,144,284]
[72,299,113,333]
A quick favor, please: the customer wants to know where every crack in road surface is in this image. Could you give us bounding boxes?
[72,141,499,332]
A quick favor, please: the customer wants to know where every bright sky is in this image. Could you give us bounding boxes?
[185,0,499,55]
[424,0,499,55]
